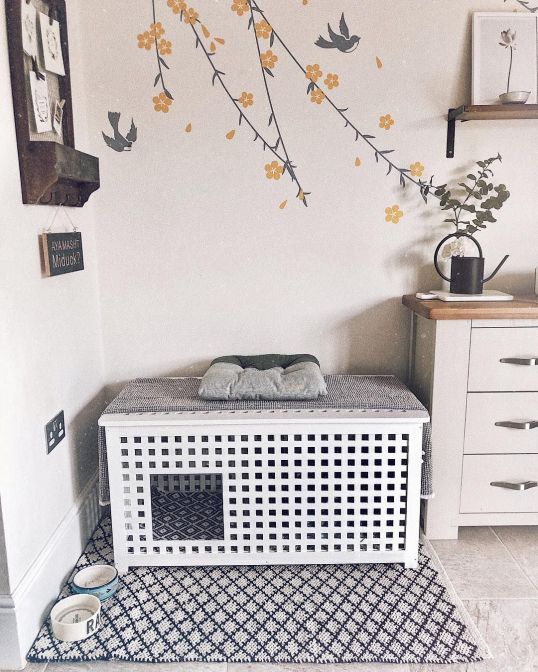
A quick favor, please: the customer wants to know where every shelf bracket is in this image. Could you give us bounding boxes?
[446,107,464,159]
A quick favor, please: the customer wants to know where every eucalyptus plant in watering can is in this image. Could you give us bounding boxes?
[433,154,511,294]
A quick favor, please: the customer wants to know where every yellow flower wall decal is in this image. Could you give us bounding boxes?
[385,204,404,223]
[231,0,249,16]
[157,38,172,56]
[238,91,254,108]
[153,92,173,113]
[265,160,283,180]
[324,73,339,90]
[149,22,165,38]
[410,161,425,177]
[279,199,287,209]
[167,0,186,14]
[183,7,198,24]
[305,64,323,82]
[355,157,361,167]
[137,31,153,50]
[379,114,395,130]
[260,49,278,69]
[255,19,272,39]
[310,89,325,104]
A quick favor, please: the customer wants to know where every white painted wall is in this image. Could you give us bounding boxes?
[0,2,106,666]
[76,0,538,391]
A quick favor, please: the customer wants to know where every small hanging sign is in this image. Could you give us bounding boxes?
[41,232,84,276]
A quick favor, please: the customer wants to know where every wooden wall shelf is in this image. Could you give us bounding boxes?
[446,104,538,158]
[5,0,100,206]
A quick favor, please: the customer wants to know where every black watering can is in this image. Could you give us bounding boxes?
[434,233,509,295]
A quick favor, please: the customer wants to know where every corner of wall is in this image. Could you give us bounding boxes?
[0,475,99,669]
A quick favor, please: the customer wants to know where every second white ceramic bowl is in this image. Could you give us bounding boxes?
[50,594,101,642]
[499,91,531,104]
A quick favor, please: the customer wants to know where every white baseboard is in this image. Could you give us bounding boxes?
[0,473,99,670]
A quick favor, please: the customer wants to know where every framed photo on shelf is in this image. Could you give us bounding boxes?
[472,12,538,105]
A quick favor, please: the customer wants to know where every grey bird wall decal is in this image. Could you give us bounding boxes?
[102,112,138,152]
[315,13,360,53]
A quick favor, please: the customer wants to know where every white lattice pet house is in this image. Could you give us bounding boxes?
[100,384,428,571]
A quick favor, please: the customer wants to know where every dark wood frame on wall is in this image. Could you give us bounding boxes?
[5,0,100,206]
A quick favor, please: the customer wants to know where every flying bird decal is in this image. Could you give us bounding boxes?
[102,112,138,152]
[315,13,360,53]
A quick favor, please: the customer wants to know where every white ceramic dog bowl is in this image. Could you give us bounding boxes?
[50,594,101,642]
[72,564,119,601]
[499,91,531,104]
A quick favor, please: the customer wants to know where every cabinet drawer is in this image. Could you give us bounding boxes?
[468,327,538,392]
[465,393,538,454]
[461,454,538,513]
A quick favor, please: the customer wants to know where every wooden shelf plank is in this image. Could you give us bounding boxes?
[452,104,538,121]
[402,294,538,321]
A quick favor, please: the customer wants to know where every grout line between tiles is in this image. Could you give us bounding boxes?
[490,526,538,594]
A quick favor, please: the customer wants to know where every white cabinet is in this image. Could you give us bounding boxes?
[405,296,538,539]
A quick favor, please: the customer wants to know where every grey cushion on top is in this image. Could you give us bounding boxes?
[198,354,328,401]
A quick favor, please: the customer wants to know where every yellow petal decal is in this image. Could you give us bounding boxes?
[298,189,305,201]
[215,37,225,45]
[376,56,383,69]
[279,200,287,209]
[226,129,235,139]
[202,24,210,38]
[355,157,361,167]
[210,41,216,52]
[185,122,192,132]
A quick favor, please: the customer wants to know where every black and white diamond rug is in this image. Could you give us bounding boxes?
[28,518,490,664]
[151,488,224,541]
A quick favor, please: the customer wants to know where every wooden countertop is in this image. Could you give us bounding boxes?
[402,294,538,320]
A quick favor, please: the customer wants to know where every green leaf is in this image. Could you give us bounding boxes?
[467,174,477,181]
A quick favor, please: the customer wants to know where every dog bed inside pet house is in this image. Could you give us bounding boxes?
[98,375,429,572]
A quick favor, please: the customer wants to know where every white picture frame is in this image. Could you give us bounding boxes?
[38,11,65,76]
[472,12,538,105]
[29,71,52,133]
[21,1,38,59]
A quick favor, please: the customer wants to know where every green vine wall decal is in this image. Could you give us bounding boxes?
[247,0,432,215]
[248,1,309,204]
[136,1,479,216]
[187,17,311,205]
[506,0,538,12]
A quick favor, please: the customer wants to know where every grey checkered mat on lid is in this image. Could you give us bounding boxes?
[98,375,432,504]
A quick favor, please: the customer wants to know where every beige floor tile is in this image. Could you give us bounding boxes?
[1,664,47,672]
[45,663,225,672]
[228,665,410,672]
[411,598,538,672]
[465,599,538,672]
[431,526,538,600]
[493,526,538,590]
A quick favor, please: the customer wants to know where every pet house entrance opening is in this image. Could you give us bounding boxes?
[150,473,224,541]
